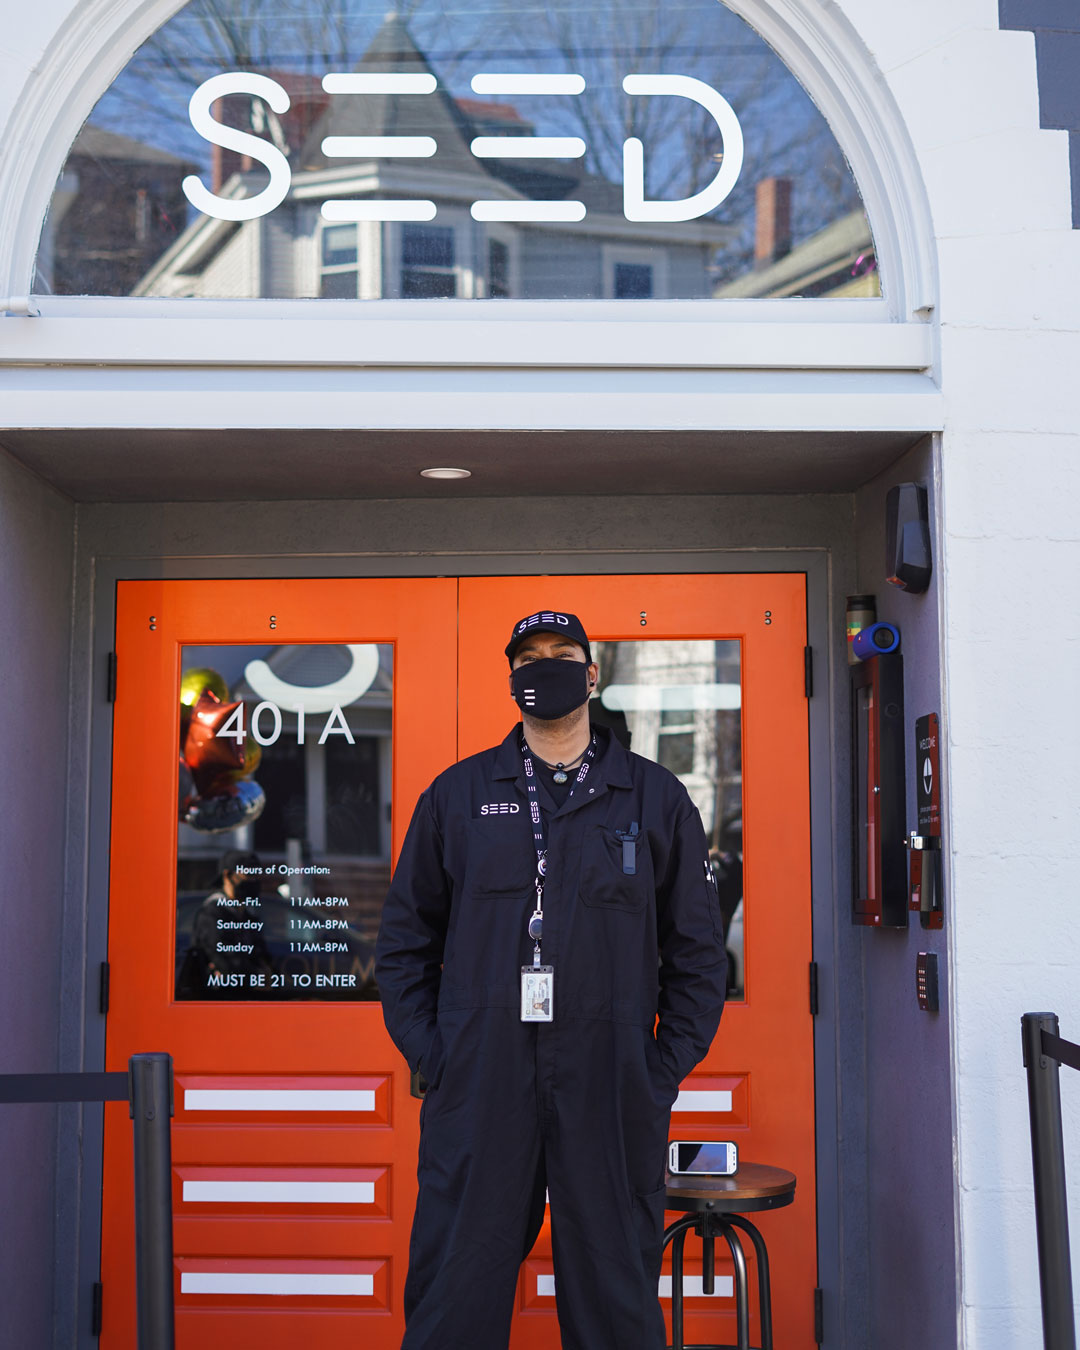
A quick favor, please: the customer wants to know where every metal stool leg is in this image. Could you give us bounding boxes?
[727,1214,774,1350]
[718,1221,751,1350]
[701,1211,716,1296]
[662,1215,699,1350]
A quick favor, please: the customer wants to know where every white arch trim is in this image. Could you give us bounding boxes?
[723,0,936,317]
[0,0,936,321]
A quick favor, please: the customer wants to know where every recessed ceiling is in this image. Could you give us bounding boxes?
[0,427,925,503]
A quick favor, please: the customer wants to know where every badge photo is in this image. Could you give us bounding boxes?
[520,966,555,1022]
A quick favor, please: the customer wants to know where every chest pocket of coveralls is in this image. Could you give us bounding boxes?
[580,824,652,912]
[464,814,533,898]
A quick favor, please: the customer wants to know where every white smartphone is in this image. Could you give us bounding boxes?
[668,1140,738,1176]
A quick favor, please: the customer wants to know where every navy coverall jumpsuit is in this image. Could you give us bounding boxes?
[375,725,727,1350]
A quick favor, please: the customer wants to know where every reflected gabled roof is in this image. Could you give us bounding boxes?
[297,13,627,210]
[72,125,195,168]
[300,14,480,177]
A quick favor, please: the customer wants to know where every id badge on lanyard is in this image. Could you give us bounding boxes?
[521,965,555,1022]
[518,733,597,1024]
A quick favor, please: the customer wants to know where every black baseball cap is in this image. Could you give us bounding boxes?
[505,610,592,665]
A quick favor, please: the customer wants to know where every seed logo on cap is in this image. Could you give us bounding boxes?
[516,611,571,635]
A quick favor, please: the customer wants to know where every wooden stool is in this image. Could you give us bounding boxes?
[663,1163,796,1350]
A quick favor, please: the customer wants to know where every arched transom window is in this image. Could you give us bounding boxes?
[34,0,880,301]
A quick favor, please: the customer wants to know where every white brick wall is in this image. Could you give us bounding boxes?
[855,4,1080,1343]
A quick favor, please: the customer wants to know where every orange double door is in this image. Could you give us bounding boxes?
[101,574,815,1348]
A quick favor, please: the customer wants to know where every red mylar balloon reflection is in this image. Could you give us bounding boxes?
[180,689,266,834]
[183,691,245,796]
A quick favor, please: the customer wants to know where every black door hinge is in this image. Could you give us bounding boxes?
[804,645,814,698]
[91,1281,103,1336]
[99,962,110,1016]
[106,651,117,703]
[814,1286,824,1343]
[809,962,819,1016]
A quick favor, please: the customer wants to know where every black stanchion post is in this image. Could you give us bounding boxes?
[129,1053,176,1350]
[1022,1012,1076,1350]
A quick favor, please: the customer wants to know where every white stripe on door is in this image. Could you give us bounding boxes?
[181,1272,374,1296]
[183,1089,375,1112]
[536,1274,733,1300]
[659,1274,734,1299]
[182,1180,375,1204]
[672,1090,733,1113]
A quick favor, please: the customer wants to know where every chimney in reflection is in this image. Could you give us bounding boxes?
[754,177,792,268]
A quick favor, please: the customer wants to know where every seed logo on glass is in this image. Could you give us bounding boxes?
[182,76,744,227]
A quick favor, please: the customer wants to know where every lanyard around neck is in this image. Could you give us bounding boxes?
[519,731,598,963]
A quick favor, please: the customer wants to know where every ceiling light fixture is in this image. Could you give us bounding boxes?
[420,467,472,479]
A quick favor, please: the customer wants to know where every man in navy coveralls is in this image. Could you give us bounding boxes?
[376,610,727,1350]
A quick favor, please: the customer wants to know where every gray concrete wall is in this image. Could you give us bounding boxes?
[0,446,75,1347]
[854,439,956,1348]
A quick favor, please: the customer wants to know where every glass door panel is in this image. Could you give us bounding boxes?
[592,637,744,999]
[174,642,393,1002]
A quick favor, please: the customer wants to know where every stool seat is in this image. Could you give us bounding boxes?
[665,1162,796,1214]
[662,1163,796,1350]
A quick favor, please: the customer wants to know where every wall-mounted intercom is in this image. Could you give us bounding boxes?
[908,712,944,929]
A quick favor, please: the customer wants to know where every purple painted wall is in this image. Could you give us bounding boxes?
[0,447,75,1345]
[855,440,956,1348]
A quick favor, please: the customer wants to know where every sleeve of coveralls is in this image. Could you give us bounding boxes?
[374,790,451,1074]
[654,802,727,1088]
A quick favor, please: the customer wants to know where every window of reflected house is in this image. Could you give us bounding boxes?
[34,0,880,301]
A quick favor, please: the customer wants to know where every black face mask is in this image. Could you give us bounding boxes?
[511,659,590,721]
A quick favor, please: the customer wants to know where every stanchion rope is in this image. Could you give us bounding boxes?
[1041,1030,1080,1074]
[0,1072,129,1103]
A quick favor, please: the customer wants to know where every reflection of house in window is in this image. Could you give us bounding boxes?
[126,14,732,300]
[657,707,695,775]
[614,263,653,298]
[594,638,742,848]
[602,244,665,299]
[34,126,195,296]
[320,222,360,296]
[401,223,456,297]
[488,238,510,297]
[235,645,393,863]
[714,176,878,298]
[177,643,394,869]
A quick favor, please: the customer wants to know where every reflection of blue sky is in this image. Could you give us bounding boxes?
[84,0,864,264]
[182,645,274,691]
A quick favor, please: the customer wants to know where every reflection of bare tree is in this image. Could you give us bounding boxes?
[55,0,868,302]
[98,0,863,235]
